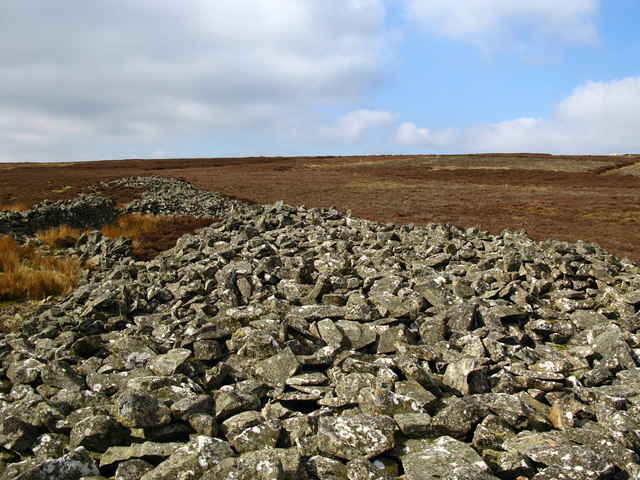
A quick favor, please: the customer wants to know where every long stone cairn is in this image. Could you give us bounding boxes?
[1,176,640,479]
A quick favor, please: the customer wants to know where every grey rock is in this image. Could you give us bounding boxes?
[399,436,491,480]
[6,358,44,385]
[253,348,300,386]
[317,414,396,460]
[69,414,130,453]
[214,389,261,420]
[358,387,426,416]
[201,456,284,480]
[31,433,67,459]
[139,436,233,480]
[41,360,86,390]
[100,442,183,468]
[13,447,99,480]
[115,391,172,428]
[431,396,490,439]
[115,459,155,480]
[226,418,282,453]
[346,458,395,480]
[0,417,39,454]
[307,455,350,480]
[442,356,490,395]
[148,349,192,376]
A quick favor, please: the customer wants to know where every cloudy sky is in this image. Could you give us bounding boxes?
[1,0,639,162]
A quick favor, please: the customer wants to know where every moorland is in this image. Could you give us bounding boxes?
[2,153,640,261]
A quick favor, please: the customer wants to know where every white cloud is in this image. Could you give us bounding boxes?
[394,122,457,147]
[393,76,640,154]
[319,109,399,143]
[403,0,599,57]
[0,0,391,162]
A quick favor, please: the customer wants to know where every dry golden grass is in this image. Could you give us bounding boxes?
[35,213,165,251]
[0,235,80,301]
[1,203,30,212]
[36,224,85,249]
[102,213,163,238]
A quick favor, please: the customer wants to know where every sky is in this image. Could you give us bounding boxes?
[1,0,639,163]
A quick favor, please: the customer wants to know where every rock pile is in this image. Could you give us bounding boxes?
[2,176,640,479]
[0,195,118,237]
[102,176,250,219]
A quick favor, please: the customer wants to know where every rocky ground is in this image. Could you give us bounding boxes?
[2,176,640,479]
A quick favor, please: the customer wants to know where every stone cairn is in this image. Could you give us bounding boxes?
[1,176,640,480]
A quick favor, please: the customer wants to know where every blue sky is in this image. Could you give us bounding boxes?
[1,0,639,162]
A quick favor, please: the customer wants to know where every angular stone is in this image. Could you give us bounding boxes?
[482,449,536,478]
[316,319,346,347]
[399,436,491,480]
[595,405,640,452]
[286,305,346,320]
[317,414,396,460]
[393,413,432,438]
[140,436,233,480]
[564,424,639,471]
[394,381,438,410]
[31,433,67,459]
[100,442,183,468]
[0,416,39,454]
[472,415,515,451]
[115,459,155,480]
[201,456,285,480]
[442,356,490,395]
[148,348,192,376]
[307,455,350,480]
[358,387,426,416]
[347,458,395,480]
[530,449,614,480]
[41,360,86,390]
[214,389,261,420]
[242,447,303,480]
[188,414,218,437]
[253,348,300,386]
[227,419,283,453]
[431,396,490,439]
[192,339,224,361]
[116,391,172,428]
[7,358,44,385]
[169,394,214,421]
[12,447,99,480]
[70,414,130,453]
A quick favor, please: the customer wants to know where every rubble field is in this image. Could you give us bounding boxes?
[1,176,640,479]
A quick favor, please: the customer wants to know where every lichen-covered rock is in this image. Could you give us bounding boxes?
[115,391,172,428]
[3,175,640,479]
[201,455,285,480]
[317,414,396,460]
[69,414,130,453]
[226,419,283,453]
[253,348,300,386]
[115,459,155,480]
[100,442,183,468]
[6,358,44,385]
[148,349,192,376]
[399,436,492,480]
[140,436,233,480]
[11,447,99,480]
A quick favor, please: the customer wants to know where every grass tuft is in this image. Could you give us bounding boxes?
[0,203,30,212]
[0,235,81,301]
[102,213,163,239]
[36,225,84,249]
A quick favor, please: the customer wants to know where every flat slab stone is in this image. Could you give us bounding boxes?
[100,442,183,468]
